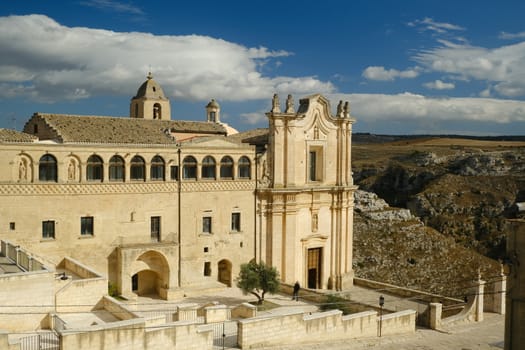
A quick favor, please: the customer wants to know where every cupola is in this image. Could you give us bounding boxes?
[130,72,171,120]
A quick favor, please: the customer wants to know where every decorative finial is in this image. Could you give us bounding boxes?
[147,71,153,80]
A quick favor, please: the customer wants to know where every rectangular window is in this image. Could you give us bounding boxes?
[309,151,317,181]
[202,216,212,234]
[42,220,55,239]
[151,216,161,242]
[204,261,211,276]
[9,222,15,230]
[80,216,94,236]
[170,165,179,180]
[231,213,241,232]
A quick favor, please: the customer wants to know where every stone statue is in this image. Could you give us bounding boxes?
[18,160,27,181]
[312,214,318,232]
[337,100,343,117]
[68,160,76,180]
[344,101,350,117]
[271,94,281,113]
[285,94,294,113]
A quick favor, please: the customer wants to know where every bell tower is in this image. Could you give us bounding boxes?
[206,99,221,123]
[130,72,171,120]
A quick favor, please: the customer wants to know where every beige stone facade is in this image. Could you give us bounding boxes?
[0,75,356,315]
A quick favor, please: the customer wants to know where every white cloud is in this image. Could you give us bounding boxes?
[240,110,268,125]
[423,79,455,90]
[362,66,420,81]
[79,0,145,15]
[329,92,525,124]
[412,40,525,98]
[408,17,465,35]
[499,31,525,40]
[0,15,335,103]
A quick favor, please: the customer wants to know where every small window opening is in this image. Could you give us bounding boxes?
[204,262,211,276]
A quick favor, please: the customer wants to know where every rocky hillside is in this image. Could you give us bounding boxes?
[353,190,501,298]
[353,138,525,261]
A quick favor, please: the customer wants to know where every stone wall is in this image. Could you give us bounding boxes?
[0,270,54,331]
[59,319,213,350]
[55,258,107,313]
[238,309,415,349]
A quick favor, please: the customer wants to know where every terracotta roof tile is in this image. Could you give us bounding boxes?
[24,113,226,144]
[0,128,37,143]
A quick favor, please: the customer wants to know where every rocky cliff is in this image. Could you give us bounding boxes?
[351,138,525,297]
[353,139,525,261]
[353,189,500,297]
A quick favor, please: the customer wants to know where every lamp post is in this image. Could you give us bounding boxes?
[379,295,385,337]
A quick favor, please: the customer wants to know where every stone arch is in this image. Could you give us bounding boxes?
[130,250,170,297]
[153,103,162,119]
[218,259,232,287]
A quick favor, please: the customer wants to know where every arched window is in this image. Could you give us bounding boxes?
[130,155,145,181]
[39,154,57,182]
[201,156,216,179]
[238,156,251,179]
[150,155,165,181]
[182,156,197,180]
[86,155,103,181]
[153,103,161,119]
[220,156,234,179]
[109,155,125,181]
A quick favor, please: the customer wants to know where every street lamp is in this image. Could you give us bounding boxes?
[379,295,385,337]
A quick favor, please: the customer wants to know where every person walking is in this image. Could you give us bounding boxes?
[293,281,300,301]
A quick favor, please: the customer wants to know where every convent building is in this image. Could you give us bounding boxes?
[0,74,356,305]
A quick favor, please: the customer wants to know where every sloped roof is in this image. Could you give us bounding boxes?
[24,113,227,144]
[0,128,37,143]
[227,128,269,145]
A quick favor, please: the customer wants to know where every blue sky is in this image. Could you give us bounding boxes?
[1,0,525,135]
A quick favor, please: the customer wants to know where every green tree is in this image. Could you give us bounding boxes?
[236,261,280,304]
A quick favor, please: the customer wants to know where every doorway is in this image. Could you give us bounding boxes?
[132,273,138,292]
[218,259,232,287]
[307,248,322,289]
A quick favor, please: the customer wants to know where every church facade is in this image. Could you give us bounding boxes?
[0,74,356,300]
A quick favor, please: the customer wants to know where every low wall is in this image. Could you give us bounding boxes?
[231,303,257,319]
[0,270,54,331]
[379,310,416,336]
[60,319,213,350]
[1,240,51,272]
[0,330,21,350]
[354,278,462,306]
[60,257,102,279]
[238,308,416,349]
[204,304,231,323]
[55,277,107,313]
[100,296,140,321]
